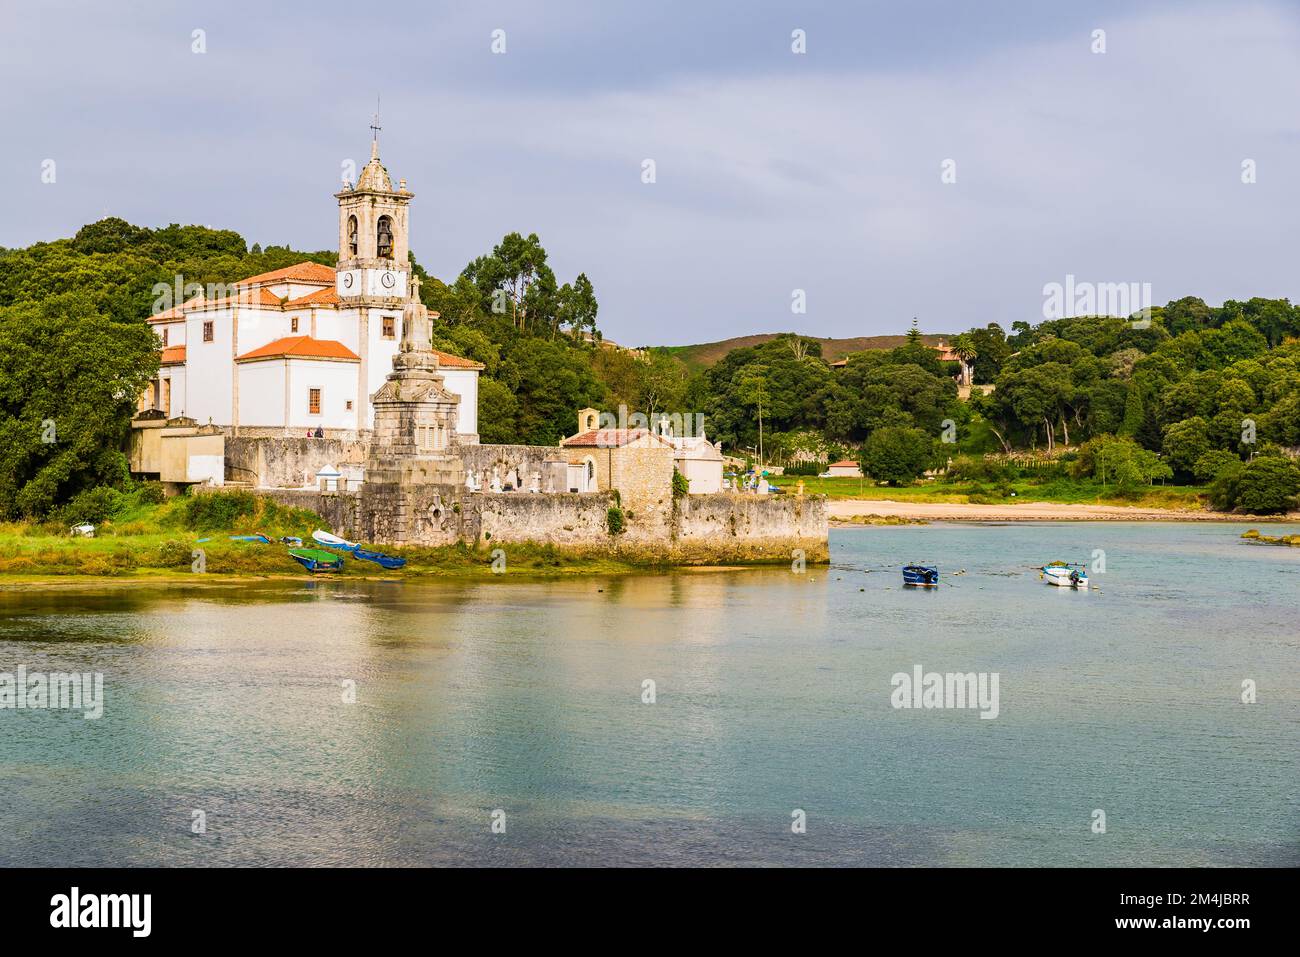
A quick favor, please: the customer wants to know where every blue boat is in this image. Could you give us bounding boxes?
[314,529,404,569]
[288,547,344,572]
[354,547,407,570]
[902,564,940,587]
[230,534,272,543]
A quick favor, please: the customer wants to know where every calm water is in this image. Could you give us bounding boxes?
[1,523,1296,867]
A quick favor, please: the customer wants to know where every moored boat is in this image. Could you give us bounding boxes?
[902,564,940,587]
[353,547,407,570]
[289,548,345,572]
[1041,561,1088,588]
[312,529,359,552]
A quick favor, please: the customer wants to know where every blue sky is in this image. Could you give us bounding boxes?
[3,0,1300,345]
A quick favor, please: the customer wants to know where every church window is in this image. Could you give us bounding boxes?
[203,321,213,342]
[161,327,168,346]
[347,215,358,257]
[346,400,353,411]
[291,316,299,333]
[309,388,321,415]
[376,215,393,259]
[382,316,395,339]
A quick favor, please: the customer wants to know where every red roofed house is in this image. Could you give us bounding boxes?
[826,459,862,478]
[138,135,482,440]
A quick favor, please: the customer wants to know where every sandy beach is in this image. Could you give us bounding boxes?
[829,499,1300,523]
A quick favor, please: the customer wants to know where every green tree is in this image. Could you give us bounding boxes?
[0,293,158,517]
[1161,416,1210,478]
[859,426,935,485]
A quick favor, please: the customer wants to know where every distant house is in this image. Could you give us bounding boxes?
[826,460,861,478]
[933,338,973,386]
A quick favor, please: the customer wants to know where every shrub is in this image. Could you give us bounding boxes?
[58,486,128,525]
[175,491,258,531]
[782,461,824,476]
[154,539,193,568]
[133,480,166,506]
[946,455,1013,484]
[606,506,626,534]
[672,469,690,500]
[1193,449,1241,484]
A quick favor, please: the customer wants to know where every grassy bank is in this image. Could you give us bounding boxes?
[769,475,1208,510]
[0,493,647,580]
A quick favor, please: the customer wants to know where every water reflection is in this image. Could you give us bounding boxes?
[0,525,1296,866]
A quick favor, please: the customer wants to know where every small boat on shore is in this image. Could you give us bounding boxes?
[313,530,404,569]
[312,530,359,552]
[1041,561,1088,588]
[230,534,272,544]
[903,564,940,587]
[353,547,407,570]
[289,548,345,572]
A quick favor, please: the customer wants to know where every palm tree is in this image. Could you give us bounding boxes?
[951,333,978,386]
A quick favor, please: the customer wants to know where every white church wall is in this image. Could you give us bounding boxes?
[238,361,286,427]
[442,368,479,437]
[313,308,349,346]
[285,359,359,431]
[365,318,401,427]
[155,319,185,346]
[236,306,284,354]
[161,366,188,418]
[185,308,234,426]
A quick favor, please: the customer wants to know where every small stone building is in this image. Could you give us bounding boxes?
[560,427,675,512]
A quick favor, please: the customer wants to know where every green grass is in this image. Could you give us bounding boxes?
[769,475,1209,509]
[0,495,660,581]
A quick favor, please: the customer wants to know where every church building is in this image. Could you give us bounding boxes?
[140,136,481,441]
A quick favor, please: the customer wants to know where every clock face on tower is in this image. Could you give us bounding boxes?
[366,268,407,297]
[336,269,361,297]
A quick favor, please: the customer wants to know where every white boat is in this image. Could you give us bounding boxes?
[1041,562,1088,588]
[311,529,359,552]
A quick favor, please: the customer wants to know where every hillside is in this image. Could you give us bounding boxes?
[655,333,956,370]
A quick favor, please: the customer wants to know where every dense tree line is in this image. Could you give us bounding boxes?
[0,219,685,516]
[2,216,1298,516]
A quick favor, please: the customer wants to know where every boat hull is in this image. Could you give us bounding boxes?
[289,548,344,573]
[902,566,940,587]
[1042,568,1088,588]
[354,548,406,570]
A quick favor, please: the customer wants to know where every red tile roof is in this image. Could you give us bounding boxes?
[236,336,359,362]
[149,295,204,323]
[431,349,484,370]
[237,261,337,287]
[828,459,860,468]
[284,286,342,308]
[163,287,284,315]
[562,428,672,448]
[160,345,186,365]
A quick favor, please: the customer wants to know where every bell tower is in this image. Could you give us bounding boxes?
[334,114,412,302]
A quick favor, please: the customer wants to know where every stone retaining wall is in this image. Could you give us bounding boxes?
[256,485,827,564]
